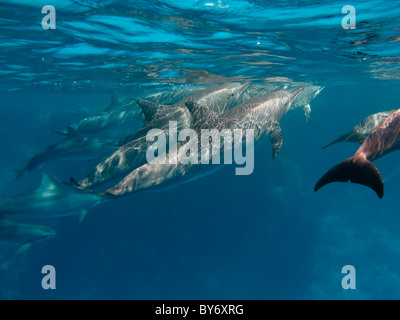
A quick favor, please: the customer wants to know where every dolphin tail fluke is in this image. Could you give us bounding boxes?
[322,130,366,149]
[314,156,384,198]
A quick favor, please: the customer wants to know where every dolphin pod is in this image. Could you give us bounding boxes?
[105,87,303,197]
[3,79,400,258]
[77,82,251,189]
[1,81,324,254]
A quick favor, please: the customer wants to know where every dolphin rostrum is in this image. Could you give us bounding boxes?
[315,107,400,198]
[105,87,303,197]
[57,91,143,137]
[322,109,396,149]
[76,82,250,189]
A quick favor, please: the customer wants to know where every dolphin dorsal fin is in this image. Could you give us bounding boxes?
[110,90,119,105]
[104,90,121,111]
[185,101,219,129]
[38,174,58,193]
[105,91,135,112]
[136,99,161,123]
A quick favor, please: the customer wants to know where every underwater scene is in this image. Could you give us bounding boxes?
[1,0,400,300]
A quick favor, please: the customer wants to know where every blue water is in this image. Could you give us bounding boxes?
[1,0,400,300]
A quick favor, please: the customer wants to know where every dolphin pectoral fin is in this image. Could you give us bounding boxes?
[322,130,366,149]
[270,124,283,159]
[78,210,88,224]
[16,242,32,255]
[314,156,384,198]
[303,104,311,122]
[136,99,161,123]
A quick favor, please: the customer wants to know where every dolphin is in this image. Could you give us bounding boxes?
[105,87,303,197]
[322,109,396,149]
[234,83,324,121]
[56,91,143,137]
[0,174,107,221]
[0,218,61,254]
[15,136,118,178]
[315,108,400,199]
[76,82,250,189]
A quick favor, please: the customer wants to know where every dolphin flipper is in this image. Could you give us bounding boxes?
[270,123,283,159]
[314,156,384,198]
[322,130,366,149]
[16,242,32,255]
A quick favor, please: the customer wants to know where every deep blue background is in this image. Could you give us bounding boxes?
[1,0,400,299]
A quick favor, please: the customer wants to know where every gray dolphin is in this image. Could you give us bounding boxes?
[15,136,117,178]
[105,87,303,197]
[315,108,400,199]
[0,218,61,254]
[322,109,396,149]
[235,83,324,121]
[77,82,250,189]
[57,91,143,137]
[0,174,107,221]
